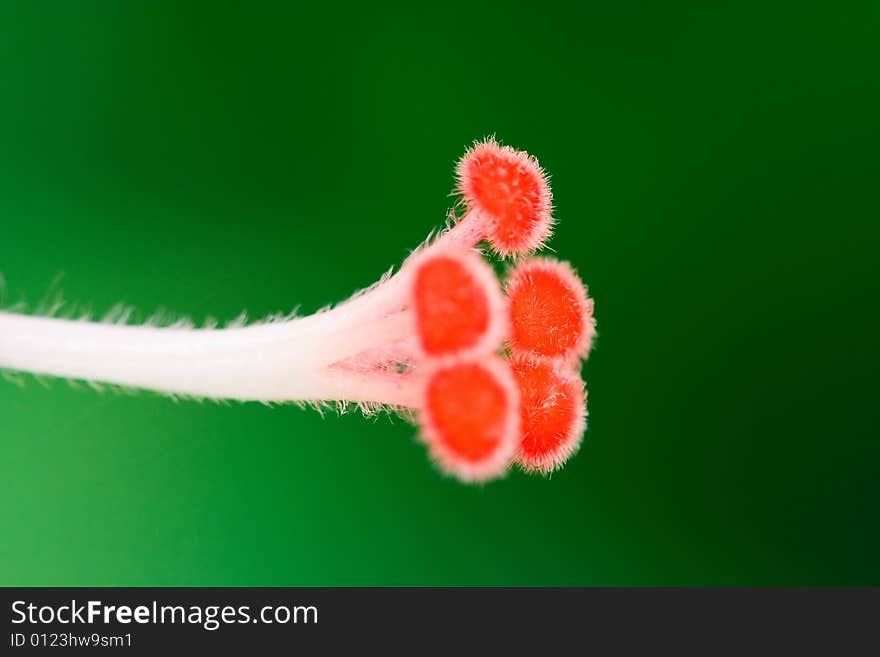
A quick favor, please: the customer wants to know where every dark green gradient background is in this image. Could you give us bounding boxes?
[1,2,877,585]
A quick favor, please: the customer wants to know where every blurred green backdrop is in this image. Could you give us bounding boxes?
[1,1,877,585]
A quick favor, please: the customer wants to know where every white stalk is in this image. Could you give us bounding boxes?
[0,303,421,406]
[430,210,486,251]
[321,215,486,326]
[0,219,487,406]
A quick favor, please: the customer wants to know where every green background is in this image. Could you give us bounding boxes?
[1,2,877,586]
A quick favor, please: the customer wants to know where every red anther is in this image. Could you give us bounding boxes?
[506,258,595,363]
[420,357,520,482]
[410,247,506,358]
[510,354,586,474]
[457,138,553,256]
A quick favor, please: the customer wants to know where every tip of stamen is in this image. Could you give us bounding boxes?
[410,246,506,359]
[419,356,520,483]
[510,354,586,474]
[456,138,553,257]
[506,257,595,364]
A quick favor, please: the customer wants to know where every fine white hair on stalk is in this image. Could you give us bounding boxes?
[0,235,472,410]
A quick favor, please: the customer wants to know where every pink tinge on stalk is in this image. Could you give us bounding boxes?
[419,356,520,482]
[330,245,506,373]
[331,139,551,346]
[456,138,553,257]
[506,257,595,365]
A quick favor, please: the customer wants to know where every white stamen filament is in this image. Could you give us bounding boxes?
[0,211,491,407]
[0,283,422,406]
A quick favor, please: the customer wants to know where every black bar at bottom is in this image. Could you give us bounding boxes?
[1,588,877,654]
